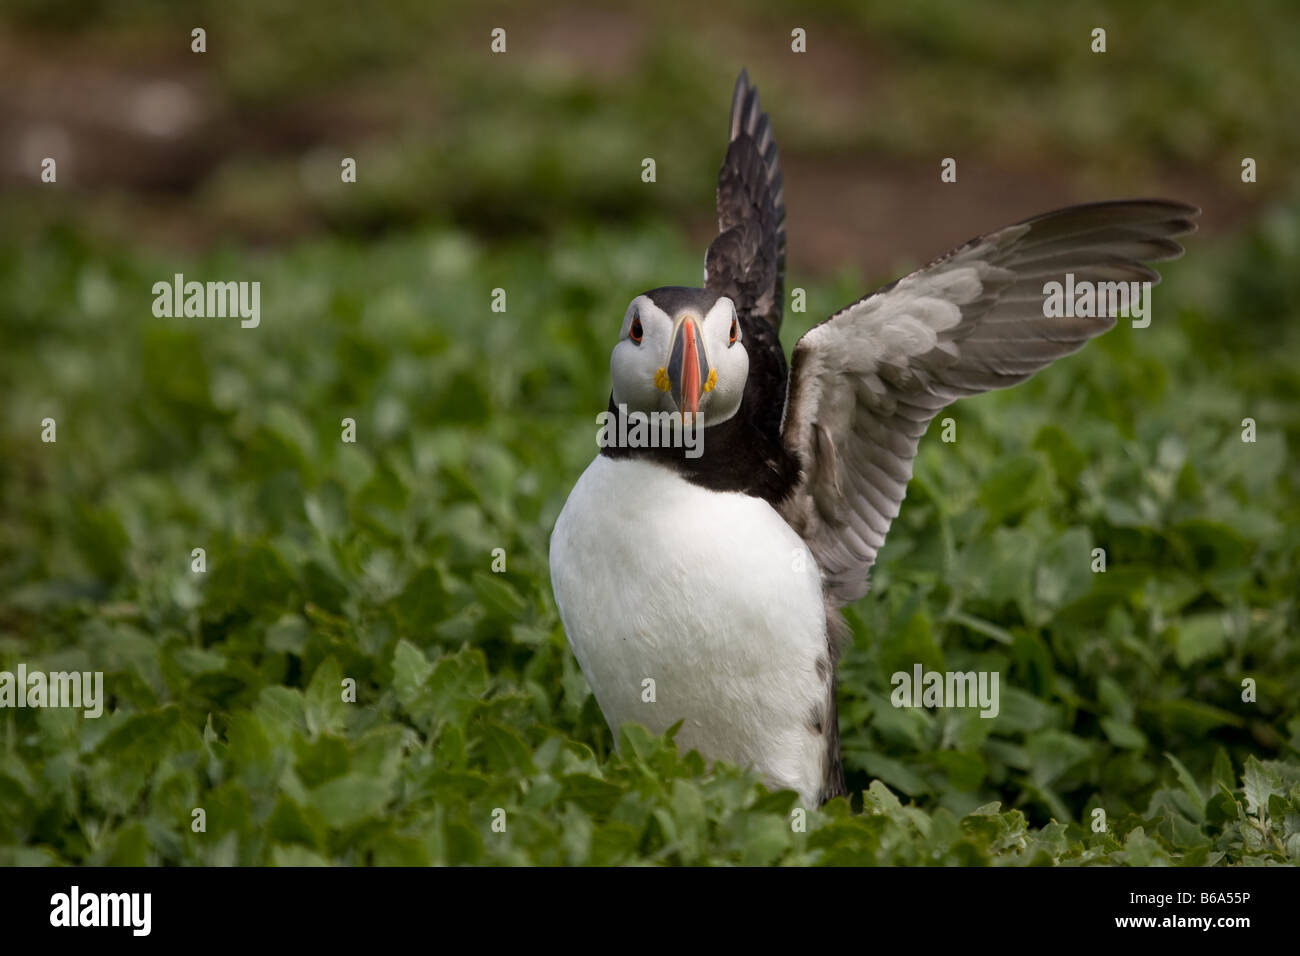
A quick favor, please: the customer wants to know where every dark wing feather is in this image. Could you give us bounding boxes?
[706,70,790,442]
[779,199,1199,608]
[705,69,786,332]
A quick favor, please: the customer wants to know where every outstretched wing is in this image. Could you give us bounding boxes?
[705,69,786,332]
[779,199,1199,607]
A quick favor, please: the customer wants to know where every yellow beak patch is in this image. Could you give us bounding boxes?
[653,366,717,394]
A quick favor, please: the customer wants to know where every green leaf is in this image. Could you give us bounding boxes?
[736,814,790,866]
[1212,749,1236,792]
[1122,826,1168,866]
[1243,757,1280,817]
[304,657,347,737]
[392,639,435,728]
[1101,718,1147,750]
[425,646,489,730]
[1164,752,1206,818]
[1173,613,1227,668]
[267,796,324,848]
[307,774,394,829]
[560,774,622,814]
[860,755,930,797]
[1026,731,1093,786]
[471,571,528,618]
[1144,699,1244,734]
[862,780,908,821]
[294,734,350,787]
[978,454,1047,526]
[1267,793,1290,822]
[1033,528,1093,614]
[476,722,536,775]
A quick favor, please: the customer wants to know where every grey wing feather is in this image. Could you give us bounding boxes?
[779,199,1200,608]
[705,69,786,331]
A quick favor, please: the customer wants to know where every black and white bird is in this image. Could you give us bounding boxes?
[549,70,1197,806]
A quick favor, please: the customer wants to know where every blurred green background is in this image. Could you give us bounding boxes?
[1,0,1297,865]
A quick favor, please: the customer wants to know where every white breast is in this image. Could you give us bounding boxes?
[549,455,831,806]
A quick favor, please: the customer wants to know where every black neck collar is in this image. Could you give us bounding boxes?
[598,396,801,505]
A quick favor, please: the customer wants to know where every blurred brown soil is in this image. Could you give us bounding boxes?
[0,19,1270,280]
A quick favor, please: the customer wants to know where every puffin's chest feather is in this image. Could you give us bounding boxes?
[549,456,831,803]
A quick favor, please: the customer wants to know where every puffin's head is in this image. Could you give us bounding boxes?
[610,287,748,425]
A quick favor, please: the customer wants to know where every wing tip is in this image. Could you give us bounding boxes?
[1132,197,1203,233]
[1043,197,1201,228]
[729,70,751,140]
[729,68,769,143]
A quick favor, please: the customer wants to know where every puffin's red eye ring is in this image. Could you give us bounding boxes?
[630,316,643,343]
[728,318,738,345]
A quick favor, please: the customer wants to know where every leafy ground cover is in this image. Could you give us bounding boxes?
[1,193,1297,864]
[2,0,1298,866]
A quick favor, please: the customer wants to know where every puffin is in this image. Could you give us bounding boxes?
[549,70,1198,807]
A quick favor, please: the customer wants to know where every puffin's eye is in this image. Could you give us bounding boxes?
[728,317,738,346]
[629,316,643,344]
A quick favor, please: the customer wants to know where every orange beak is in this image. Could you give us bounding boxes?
[668,317,709,417]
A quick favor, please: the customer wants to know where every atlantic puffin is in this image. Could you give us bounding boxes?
[549,70,1197,807]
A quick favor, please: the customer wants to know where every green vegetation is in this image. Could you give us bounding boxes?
[2,202,1297,864]
[1,0,1297,865]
